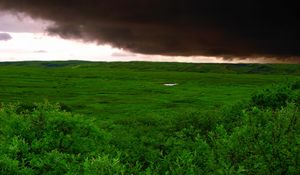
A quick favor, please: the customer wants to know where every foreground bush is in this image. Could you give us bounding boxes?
[210,103,300,174]
[0,102,124,174]
[251,85,296,109]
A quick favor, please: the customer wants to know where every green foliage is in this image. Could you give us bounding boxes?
[15,103,37,114]
[0,102,123,174]
[1,84,299,174]
[251,85,296,109]
[1,61,299,118]
[221,101,249,132]
[210,104,300,174]
[0,62,299,174]
[83,155,126,175]
[291,80,300,90]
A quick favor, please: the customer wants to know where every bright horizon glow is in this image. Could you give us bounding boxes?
[0,32,121,61]
[0,31,229,63]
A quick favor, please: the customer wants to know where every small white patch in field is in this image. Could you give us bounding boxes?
[164,83,178,87]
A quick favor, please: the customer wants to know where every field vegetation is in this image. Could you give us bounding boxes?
[0,62,299,174]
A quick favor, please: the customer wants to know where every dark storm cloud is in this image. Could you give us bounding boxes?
[0,0,299,61]
[0,32,12,41]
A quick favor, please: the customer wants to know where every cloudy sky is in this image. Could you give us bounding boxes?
[0,1,299,63]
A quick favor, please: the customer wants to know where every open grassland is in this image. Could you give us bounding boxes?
[1,62,299,116]
[0,61,299,174]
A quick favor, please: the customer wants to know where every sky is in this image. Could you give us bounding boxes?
[0,12,225,63]
[0,1,299,63]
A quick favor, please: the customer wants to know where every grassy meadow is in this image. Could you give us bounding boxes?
[0,61,299,174]
[1,62,299,115]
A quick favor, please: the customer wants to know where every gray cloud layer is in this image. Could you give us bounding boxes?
[0,12,48,33]
[0,0,299,62]
[0,32,12,41]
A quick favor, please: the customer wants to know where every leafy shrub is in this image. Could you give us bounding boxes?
[210,103,300,174]
[221,101,249,132]
[83,154,126,175]
[291,81,300,106]
[0,102,121,174]
[291,80,300,90]
[251,85,296,109]
[57,102,73,112]
[15,103,37,114]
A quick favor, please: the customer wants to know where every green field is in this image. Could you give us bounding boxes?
[1,61,299,115]
[0,61,299,174]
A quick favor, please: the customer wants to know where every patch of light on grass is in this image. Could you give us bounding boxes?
[164,83,178,87]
